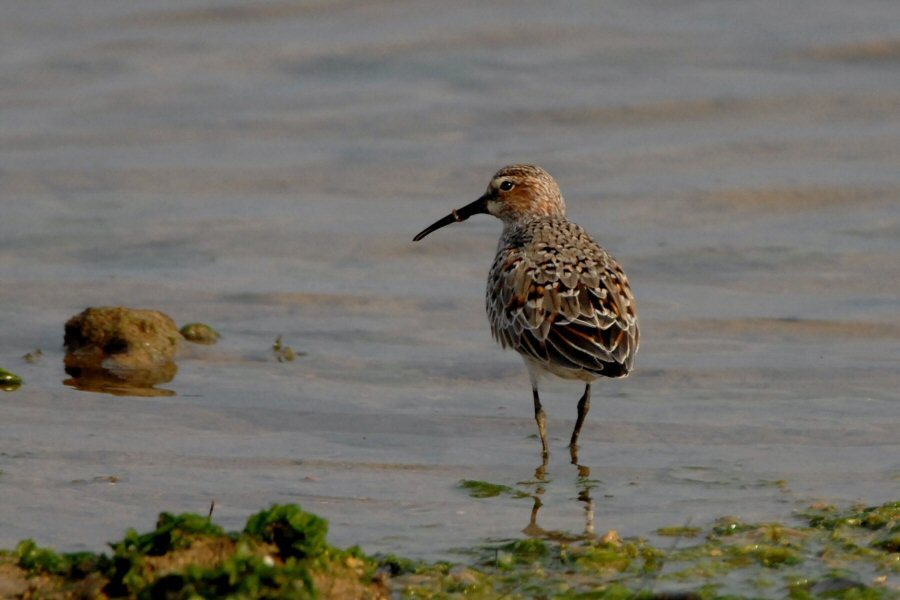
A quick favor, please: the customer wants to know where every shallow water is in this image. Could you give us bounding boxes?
[1,0,898,569]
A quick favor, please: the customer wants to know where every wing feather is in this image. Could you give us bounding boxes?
[487,219,639,379]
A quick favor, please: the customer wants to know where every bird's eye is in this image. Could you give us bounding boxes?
[499,180,515,192]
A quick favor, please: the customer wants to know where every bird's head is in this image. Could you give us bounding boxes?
[413,164,566,241]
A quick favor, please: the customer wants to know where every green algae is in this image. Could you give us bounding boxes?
[574,543,636,573]
[141,544,318,599]
[804,502,900,533]
[873,528,900,553]
[0,367,23,391]
[243,504,328,560]
[5,504,385,599]
[15,539,100,577]
[712,516,755,537]
[392,532,668,599]
[179,322,221,344]
[3,500,899,599]
[388,500,899,599]
[727,542,801,568]
[103,511,229,595]
[114,511,226,556]
[496,538,550,566]
[375,552,429,576]
[274,335,306,362]
[459,479,531,499]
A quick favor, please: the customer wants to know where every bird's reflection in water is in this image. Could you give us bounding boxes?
[521,452,596,541]
[571,444,595,535]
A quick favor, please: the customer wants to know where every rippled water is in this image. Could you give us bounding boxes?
[1,0,898,563]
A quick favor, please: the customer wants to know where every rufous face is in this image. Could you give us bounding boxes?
[484,164,566,223]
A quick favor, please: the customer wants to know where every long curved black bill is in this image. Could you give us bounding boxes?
[413,195,489,241]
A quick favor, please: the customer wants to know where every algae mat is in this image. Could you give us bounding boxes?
[2,500,897,598]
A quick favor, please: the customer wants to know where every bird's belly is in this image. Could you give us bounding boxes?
[522,356,598,383]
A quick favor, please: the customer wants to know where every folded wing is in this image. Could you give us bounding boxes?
[487,221,639,379]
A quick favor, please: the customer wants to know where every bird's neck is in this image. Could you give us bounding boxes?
[500,212,567,243]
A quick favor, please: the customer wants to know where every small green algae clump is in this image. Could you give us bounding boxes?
[15,539,99,577]
[459,479,530,499]
[804,501,900,532]
[274,335,305,362]
[244,504,328,560]
[179,322,221,345]
[0,367,23,391]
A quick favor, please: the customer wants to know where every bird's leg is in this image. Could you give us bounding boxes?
[532,387,549,457]
[569,383,591,452]
[534,451,549,481]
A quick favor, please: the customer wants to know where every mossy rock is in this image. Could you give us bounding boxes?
[64,307,181,389]
[2,504,387,599]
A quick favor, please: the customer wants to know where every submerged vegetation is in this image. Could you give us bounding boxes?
[459,479,531,499]
[0,501,896,598]
[392,500,898,599]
